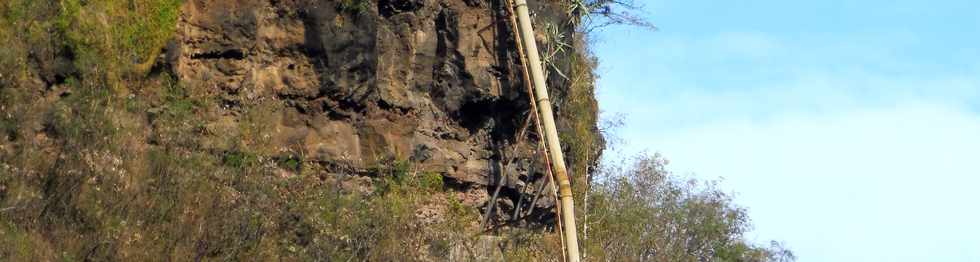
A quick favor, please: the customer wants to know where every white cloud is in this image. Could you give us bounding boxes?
[630,103,980,261]
[593,1,980,260]
[594,24,980,260]
[603,72,980,260]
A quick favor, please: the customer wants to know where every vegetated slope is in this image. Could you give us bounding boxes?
[0,0,793,261]
[0,0,600,260]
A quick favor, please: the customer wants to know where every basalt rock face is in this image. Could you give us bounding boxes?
[169,0,568,223]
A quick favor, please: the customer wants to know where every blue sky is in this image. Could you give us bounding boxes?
[592,0,980,261]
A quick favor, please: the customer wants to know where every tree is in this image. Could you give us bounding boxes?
[582,154,796,261]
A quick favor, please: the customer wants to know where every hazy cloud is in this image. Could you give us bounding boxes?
[595,15,980,261]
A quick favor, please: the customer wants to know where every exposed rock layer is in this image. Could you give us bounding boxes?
[170,0,570,223]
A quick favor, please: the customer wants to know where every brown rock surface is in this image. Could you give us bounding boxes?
[167,0,571,223]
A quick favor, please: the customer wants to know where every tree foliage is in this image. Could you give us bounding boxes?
[565,0,657,32]
[582,154,796,261]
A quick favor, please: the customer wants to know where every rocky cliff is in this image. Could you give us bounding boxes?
[0,0,601,259]
[169,0,600,223]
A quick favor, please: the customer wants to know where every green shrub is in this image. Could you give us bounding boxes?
[58,0,183,79]
[278,155,302,172]
[337,0,370,15]
[418,172,445,192]
[223,151,258,169]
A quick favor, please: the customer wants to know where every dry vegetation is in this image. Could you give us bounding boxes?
[0,0,792,260]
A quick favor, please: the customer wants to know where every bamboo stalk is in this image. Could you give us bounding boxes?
[503,0,567,260]
[509,0,582,260]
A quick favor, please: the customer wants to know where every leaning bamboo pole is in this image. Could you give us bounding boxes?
[510,0,581,260]
[502,1,568,260]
